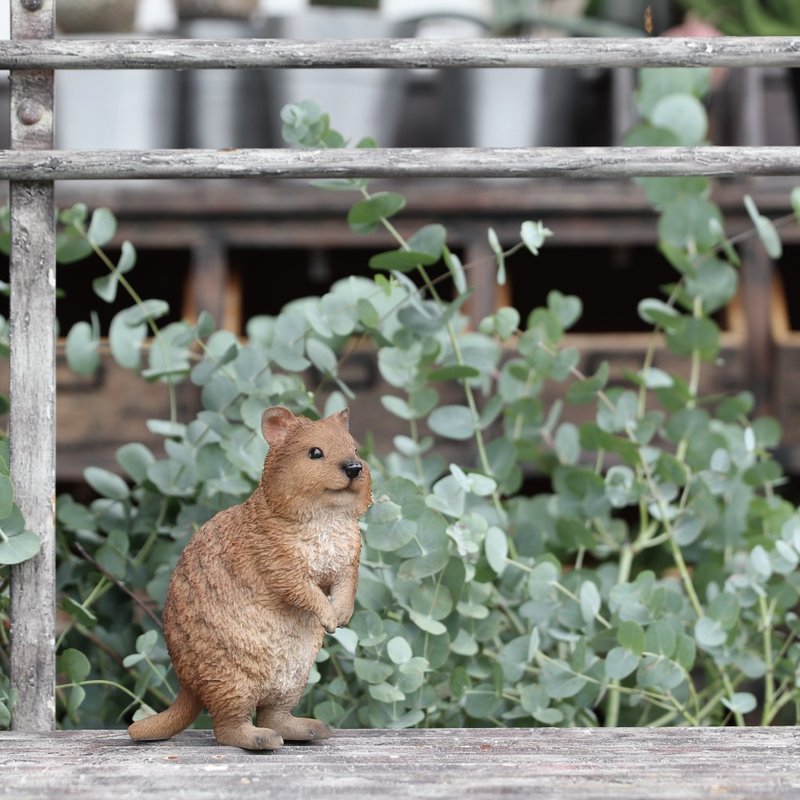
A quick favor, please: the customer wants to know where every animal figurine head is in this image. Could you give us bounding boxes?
[260,405,372,520]
[128,406,371,750]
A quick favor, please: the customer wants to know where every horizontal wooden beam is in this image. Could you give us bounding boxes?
[1,727,799,799]
[1,146,800,180]
[0,36,799,70]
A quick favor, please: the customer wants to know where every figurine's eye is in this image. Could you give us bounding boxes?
[309,447,324,460]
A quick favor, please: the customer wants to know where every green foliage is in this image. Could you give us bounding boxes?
[676,0,800,35]
[3,68,800,732]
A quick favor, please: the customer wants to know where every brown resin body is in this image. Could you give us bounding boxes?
[127,406,371,750]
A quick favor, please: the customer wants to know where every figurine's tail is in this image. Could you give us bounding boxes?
[128,687,203,741]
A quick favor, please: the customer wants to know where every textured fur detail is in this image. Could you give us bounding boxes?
[127,407,372,750]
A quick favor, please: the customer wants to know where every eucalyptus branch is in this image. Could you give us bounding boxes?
[72,542,163,631]
[75,220,179,424]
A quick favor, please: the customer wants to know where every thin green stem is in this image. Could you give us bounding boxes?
[57,679,141,704]
[359,185,508,521]
[77,222,179,423]
[605,543,634,728]
[759,594,776,725]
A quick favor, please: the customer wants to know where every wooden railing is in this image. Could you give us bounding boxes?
[1,0,799,732]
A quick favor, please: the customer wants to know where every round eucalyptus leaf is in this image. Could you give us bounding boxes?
[369,683,405,704]
[722,692,757,716]
[306,338,338,376]
[347,192,406,233]
[58,648,91,683]
[450,629,479,656]
[84,466,130,501]
[541,659,587,700]
[320,293,356,337]
[694,616,726,649]
[639,367,673,389]
[666,317,720,361]
[463,685,503,719]
[637,67,711,117]
[425,475,466,519]
[407,224,446,261]
[65,321,100,376]
[580,580,602,624]
[0,529,40,565]
[528,561,559,601]
[121,299,170,327]
[650,93,707,145]
[645,620,676,657]
[521,220,553,256]
[109,311,146,370]
[605,646,640,680]
[617,620,645,656]
[673,511,704,546]
[353,657,394,685]
[428,405,477,440]
[115,443,155,484]
[533,708,564,725]
[547,290,582,330]
[369,249,438,272]
[658,196,722,251]
[87,207,117,247]
[378,344,421,388]
[555,423,580,465]
[637,655,685,692]
[146,460,196,498]
[444,247,467,295]
[386,636,413,665]
[744,194,783,259]
[380,394,413,421]
[135,629,158,654]
[686,259,738,314]
[411,583,453,620]
[330,628,358,654]
[398,549,450,581]
[56,233,93,264]
[92,273,119,303]
[637,298,680,329]
[484,526,508,575]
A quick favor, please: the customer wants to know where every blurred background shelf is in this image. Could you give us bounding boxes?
[0,175,797,483]
[2,0,800,484]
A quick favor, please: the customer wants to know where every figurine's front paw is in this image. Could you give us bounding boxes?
[335,606,354,628]
[320,605,337,634]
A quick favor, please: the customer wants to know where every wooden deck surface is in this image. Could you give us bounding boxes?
[1,727,799,800]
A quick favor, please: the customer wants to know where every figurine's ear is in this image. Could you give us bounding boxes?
[261,406,299,447]
[328,407,350,432]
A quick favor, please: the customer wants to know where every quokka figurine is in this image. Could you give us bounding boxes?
[128,406,372,750]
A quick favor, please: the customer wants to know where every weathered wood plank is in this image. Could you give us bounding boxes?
[8,0,57,732]
[1,146,800,180]
[0,728,798,800]
[1,36,800,70]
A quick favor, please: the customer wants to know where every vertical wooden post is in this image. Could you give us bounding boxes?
[8,0,57,731]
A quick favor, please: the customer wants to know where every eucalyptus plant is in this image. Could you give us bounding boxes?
[675,0,800,35]
[2,66,800,731]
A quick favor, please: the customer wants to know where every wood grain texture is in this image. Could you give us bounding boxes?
[1,36,800,70]
[2,146,800,180]
[8,0,57,733]
[0,728,798,800]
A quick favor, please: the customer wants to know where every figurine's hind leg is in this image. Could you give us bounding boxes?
[207,697,284,751]
[256,703,332,742]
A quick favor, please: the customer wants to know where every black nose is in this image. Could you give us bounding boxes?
[342,461,363,480]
